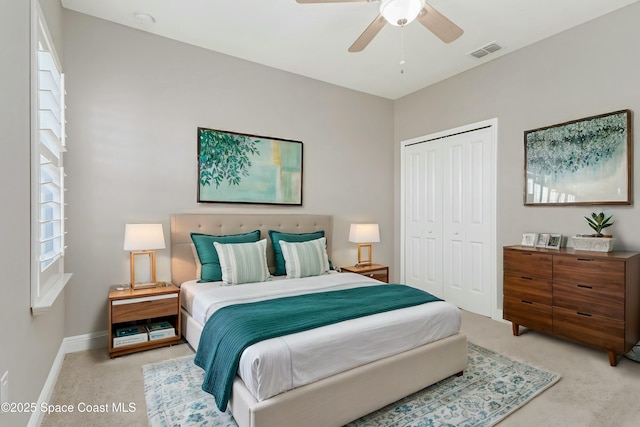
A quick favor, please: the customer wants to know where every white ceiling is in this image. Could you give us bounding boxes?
[60,0,639,100]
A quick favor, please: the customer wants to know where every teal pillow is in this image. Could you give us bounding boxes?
[268,230,325,276]
[190,230,260,282]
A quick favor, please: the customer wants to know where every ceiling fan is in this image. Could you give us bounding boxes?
[296,0,463,52]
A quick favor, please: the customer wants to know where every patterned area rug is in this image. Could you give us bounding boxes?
[143,342,560,427]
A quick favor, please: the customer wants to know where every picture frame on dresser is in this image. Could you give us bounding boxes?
[521,233,537,247]
[546,234,562,249]
[535,233,550,248]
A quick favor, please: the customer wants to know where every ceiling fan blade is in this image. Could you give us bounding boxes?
[296,0,369,3]
[349,14,386,52]
[417,3,463,43]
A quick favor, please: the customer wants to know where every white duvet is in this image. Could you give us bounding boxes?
[181,272,461,401]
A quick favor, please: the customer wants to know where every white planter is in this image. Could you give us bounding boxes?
[571,236,615,252]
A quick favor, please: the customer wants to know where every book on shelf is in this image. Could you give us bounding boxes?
[146,321,175,340]
[113,325,148,348]
[115,325,146,337]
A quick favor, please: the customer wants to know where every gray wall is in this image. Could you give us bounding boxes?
[62,11,395,336]
[393,2,640,311]
[5,2,640,415]
[0,0,66,425]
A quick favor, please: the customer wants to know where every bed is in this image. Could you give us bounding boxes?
[171,213,468,427]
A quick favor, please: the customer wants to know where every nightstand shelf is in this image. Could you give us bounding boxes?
[108,284,182,358]
[341,264,389,283]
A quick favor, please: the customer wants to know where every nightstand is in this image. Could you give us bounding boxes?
[341,264,389,283]
[108,284,182,358]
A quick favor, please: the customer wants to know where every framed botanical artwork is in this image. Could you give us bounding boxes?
[546,234,562,250]
[524,109,632,206]
[521,233,537,247]
[535,233,550,248]
[197,128,303,205]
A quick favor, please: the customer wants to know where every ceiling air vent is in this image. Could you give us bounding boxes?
[469,41,502,59]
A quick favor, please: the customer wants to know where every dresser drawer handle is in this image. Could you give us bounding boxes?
[577,312,592,317]
[577,284,593,289]
[577,258,594,262]
[520,276,533,280]
[521,300,533,305]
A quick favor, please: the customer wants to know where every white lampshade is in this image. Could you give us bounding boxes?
[380,0,425,27]
[123,224,165,251]
[349,224,380,244]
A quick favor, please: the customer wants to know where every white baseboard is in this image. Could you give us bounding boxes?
[28,331,108,426]
[63,330,108,353]
[27,344,65,427]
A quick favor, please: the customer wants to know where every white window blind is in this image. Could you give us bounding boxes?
[38,48,65,271]
[31,1,71,313]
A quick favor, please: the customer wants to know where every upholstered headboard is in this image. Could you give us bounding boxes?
[170,213,333,286]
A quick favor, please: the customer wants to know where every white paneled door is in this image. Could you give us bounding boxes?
[402,121,496,317]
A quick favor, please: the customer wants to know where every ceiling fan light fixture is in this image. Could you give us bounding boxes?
[380,0,425,27]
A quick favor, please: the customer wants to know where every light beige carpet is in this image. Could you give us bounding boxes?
[42,310,640,426]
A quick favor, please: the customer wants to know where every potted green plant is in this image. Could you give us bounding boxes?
[573,212,615,252]
[584,212,614,237]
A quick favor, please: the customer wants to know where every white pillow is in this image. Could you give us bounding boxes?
[213,239,270,285]
[279,237,330,279]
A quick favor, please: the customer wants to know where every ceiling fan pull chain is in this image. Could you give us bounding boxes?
[399,23,406,74]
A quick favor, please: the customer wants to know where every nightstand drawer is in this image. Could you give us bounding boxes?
[112,293,178,323]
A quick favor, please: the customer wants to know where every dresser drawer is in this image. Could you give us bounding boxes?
[111,293,179,323]
[553,256,625,287]
[504,250,552,279]
[553,306,624,352]
[553,281,624,320]
[504,295,552,334]
[504,273,552,305]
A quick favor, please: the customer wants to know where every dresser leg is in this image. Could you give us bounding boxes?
[608,351,618,366]
[511,322,520,336]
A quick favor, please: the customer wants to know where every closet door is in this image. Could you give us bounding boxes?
[402,124,495,317]
[441,127,493,315]
[403,142,443,297]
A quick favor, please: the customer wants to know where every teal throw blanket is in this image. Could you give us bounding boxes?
[194,284,442,411]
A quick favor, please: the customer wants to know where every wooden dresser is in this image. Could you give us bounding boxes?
[503,245,640,366]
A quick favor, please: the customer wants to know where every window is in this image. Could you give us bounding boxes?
[31,1,71,314]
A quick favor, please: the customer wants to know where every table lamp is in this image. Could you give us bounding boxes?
[123,223,165,289]
[349,223,380,267]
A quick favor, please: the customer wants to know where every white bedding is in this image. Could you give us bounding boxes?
[181,272,461,402]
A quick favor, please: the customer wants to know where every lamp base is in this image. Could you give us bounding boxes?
[131,281,159,290]
[357,243,373,266]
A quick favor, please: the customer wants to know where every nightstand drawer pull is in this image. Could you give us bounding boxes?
[521,300,533,304]
[577,284,593,289]
[112,293,177,306]
[520,276,533,280]
[577,258,594,262]
[577,312,592,317]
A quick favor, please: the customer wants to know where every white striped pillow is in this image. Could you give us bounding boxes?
[213,239,270,285]
[279,237,330,279]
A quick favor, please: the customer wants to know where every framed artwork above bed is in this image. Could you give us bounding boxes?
[197,127,303,205]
